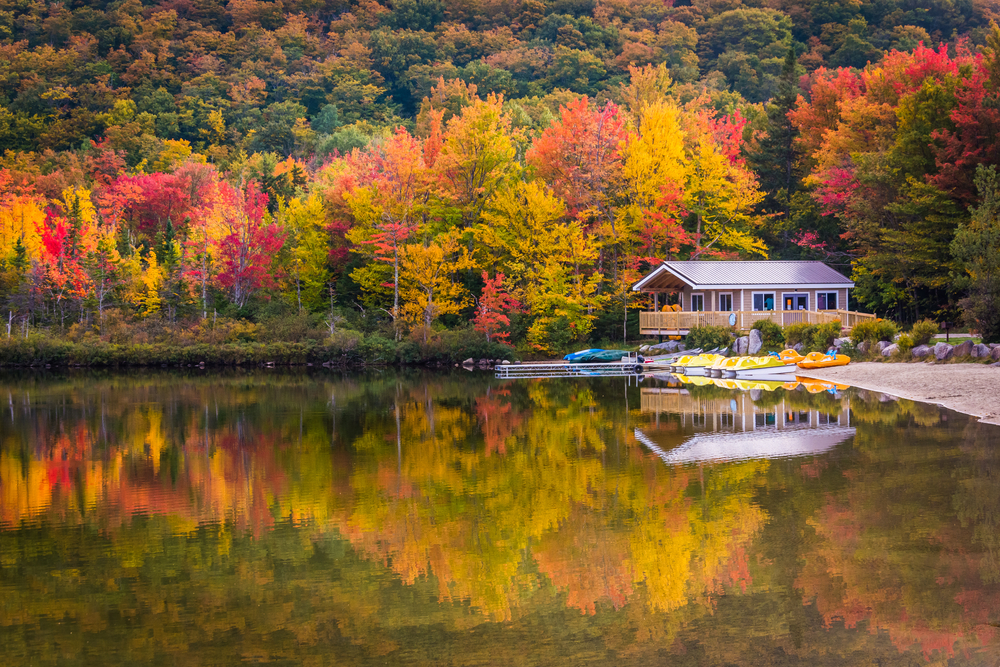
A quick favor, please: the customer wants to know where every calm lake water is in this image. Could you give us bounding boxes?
[2,369,999,666]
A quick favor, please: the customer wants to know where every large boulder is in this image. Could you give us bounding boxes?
[952,340,973,357]
[934,343,954,361]
[881,343,899,357]
[792,342,804,353]
[748,328,763,354]
[833,337,851,349]
[857,341,870,355]
[972,343,991,358]
[876,340,891,353]
[734,336,749,355]
[911,344,932,359]
[993,346,1000,361]
[650,341,679,352]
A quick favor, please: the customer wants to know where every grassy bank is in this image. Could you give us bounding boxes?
[0,329,516,368]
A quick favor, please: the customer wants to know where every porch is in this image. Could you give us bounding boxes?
[638,309,877,336]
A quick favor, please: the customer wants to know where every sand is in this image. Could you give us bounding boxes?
[797,362,1000,425]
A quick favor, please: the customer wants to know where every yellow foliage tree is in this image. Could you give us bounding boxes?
[398,231,476,340]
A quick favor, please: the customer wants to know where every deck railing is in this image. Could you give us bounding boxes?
[638,309,876,334]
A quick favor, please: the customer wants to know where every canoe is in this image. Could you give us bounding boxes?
[797,351,851,369]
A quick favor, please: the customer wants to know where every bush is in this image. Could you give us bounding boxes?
[784,322,816,347]
[751,320,784,348]
[810,321,842,352]
[897,333,914,354]
[686,325,733,351]
[910,319,939,346]
[850,319,899,345]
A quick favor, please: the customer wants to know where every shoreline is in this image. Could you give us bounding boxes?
[797,362,1000,425]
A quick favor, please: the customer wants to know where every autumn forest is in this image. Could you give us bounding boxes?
[2,0,1000,356]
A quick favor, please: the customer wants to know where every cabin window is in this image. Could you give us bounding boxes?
[817,292,838,310]
[752,292,775,311]
[718,293,733,311]
[783,293,808,311]
[690,293,704,312]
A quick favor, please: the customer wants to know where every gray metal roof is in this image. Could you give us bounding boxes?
[633,261,854,291]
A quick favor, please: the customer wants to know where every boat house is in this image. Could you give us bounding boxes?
[632,260,876,336]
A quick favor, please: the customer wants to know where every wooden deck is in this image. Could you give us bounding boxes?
[638,309,876,335]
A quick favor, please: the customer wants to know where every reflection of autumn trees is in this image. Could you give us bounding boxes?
[4,373,1000,664]
[1,372,767,625]
[796,392,1000,662]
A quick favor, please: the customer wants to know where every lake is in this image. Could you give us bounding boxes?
[1,369,999,665]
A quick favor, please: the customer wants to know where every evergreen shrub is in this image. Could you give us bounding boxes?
[751,320,784,348]
[687,325,733,351]
[811,321,842,352]
[910,319,939,346]
[850,319,898,345]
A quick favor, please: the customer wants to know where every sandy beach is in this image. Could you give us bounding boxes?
[798,362,1000,425]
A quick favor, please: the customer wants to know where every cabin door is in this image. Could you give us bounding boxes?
[783,294,808,311]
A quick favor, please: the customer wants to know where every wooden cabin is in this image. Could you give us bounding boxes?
[632,260,876,336]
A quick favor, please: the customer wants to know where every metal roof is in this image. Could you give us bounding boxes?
[632,261,854,291]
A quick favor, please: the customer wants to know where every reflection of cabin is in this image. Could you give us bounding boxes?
[636,387,855,464]
[632,260,876,336]
[639,387,851,433]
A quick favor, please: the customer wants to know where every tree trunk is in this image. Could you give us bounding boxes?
[393,242,401,341]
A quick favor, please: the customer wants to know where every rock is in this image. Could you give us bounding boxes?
[502,360,510,365]
[881,343,899,357]
[876,340,891,353]
[748,329,763,354]
[972,344,990,358]
[650,341,679,352]
[734,336,749,355]
[993,346,1000,361]
[477,358,490,366]
[911,344,932,358]
[857,341,870,355]
[952,340,973,357]
[678,341,687,351]
[792,342,804,353]
[639,345,649,353]
[992,361,1000,367]
[834,337,850,348]
[462,358,475,366]
[749,389,763,401]
[934,342,954,361]
[990,343,1000,349]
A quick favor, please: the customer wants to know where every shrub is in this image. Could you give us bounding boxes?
[811,321,842,352]
[850,319,898,345]
[910,319,939,346]
[897,333,914,354]
[686,325,733,351]
[751,320,784,348]
[784,322,816,348]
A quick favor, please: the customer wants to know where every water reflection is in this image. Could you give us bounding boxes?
[0,370,999,665]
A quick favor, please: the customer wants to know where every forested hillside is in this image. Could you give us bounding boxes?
[2,0,1000,353]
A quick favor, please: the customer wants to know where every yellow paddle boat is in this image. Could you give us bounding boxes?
[797,351,851,369]
[776,349,806,364]
[724,355,799,380]
[677,353,725,376]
